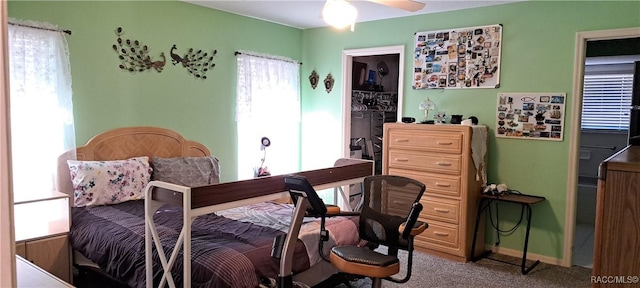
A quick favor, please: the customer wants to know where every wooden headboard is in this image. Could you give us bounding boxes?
[56,126,210,197]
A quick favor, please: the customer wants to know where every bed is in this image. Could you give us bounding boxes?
[55,126,373,288]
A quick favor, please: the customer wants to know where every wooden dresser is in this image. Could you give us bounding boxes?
[593,145,640,287]
[382,123,487,262]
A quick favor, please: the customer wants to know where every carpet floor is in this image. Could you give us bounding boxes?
[331,250,592,288]
[74,250,593,288]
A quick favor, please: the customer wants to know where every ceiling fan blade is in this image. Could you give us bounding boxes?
[367,0,426,12]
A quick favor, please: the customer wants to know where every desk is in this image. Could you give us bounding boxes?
[470,193,546,275]
[145,159,374,288]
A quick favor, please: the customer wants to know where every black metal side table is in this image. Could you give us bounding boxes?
[470,193,546,275]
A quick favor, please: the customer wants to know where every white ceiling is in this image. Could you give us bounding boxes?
[182,0,523,30]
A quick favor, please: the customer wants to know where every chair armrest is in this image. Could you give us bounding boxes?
[399,221,428,237]
[326,204,341,215]
[306,205,360,217]
[326,205,360,217]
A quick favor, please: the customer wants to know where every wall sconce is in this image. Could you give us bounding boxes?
[322,0,357,31]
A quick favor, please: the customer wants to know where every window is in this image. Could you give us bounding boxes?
[581,74,633,130]
[8,19,74,200]
[236,52,300,179]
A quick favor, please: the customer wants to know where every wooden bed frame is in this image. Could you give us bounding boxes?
[56,126,210,196]
[56,126,373,288]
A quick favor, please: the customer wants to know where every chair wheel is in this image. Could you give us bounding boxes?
[258,278,276,288]
[259,278,310,288]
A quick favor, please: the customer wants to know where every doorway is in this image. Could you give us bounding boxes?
[574,45,640,268]
[564,28,640,268]
[339,45,405,209]
[350,54,399,175]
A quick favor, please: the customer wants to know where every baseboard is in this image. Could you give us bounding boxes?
[484,244,564,266]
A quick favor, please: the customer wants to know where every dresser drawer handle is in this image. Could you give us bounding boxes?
[437,141,453,145]
[435,183,451,187]
[395,158,409,162]
[395,139,410,143]
[437,162,452,166]
[434,208,450,213]
[434,231,449,237]
[393,200,409,206]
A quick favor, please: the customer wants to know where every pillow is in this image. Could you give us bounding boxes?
[151,156,220,187]
[67,157,152,207]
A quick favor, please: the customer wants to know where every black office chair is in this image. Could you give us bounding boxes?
[329,175,428,288]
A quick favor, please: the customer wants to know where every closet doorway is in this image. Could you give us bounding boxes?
[564,27,640,268]
[340,45,405,208]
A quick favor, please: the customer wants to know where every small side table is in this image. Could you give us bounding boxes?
[471,193,546,275]
[16,255,74,287]
[14,191,72,283]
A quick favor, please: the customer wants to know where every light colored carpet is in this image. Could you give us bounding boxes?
[336,249,592,288]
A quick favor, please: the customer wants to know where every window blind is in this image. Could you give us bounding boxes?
[581,74,633,130]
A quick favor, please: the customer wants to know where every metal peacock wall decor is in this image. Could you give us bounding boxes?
[169,44,217,79]
[112,27,166,73]
[112,27,218,80]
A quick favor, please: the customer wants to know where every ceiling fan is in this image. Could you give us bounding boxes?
[323,0,425,31]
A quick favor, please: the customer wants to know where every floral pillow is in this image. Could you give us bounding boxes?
[67,156,152,207]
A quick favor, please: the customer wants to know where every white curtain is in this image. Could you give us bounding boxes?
[236,51,300,179]
[8,19,74,199]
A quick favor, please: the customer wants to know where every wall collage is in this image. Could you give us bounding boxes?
[495,93,566,141]
[413,24,502,89]
[412,23,566,141]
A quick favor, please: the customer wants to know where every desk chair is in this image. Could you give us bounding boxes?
[329,175,428,288]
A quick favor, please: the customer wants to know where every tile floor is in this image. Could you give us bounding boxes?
[573,222,594,268]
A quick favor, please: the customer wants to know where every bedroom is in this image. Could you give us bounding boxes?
[1,0,639,286]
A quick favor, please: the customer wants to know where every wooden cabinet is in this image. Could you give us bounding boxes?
[383,123,487,262]
[593,145,640,287]
[14,191,72,283]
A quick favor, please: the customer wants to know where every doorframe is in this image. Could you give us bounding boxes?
[340,45,405,158]
[563,27,640,267]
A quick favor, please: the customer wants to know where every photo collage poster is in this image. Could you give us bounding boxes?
[413,24,502,89]
[495,93,567,141]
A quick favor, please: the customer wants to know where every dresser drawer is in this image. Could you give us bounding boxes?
[383,123,485,262]
[415,221,460,250]
[387,130,463,154]
[421,196,459,224]
[386,187,419,217]
[388,150,461,174]
[388,168,461,198]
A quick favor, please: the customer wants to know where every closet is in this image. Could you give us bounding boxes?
[350,55,399,175]
[350,90,397,174]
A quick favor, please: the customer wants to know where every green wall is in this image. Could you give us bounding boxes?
[8,0,640,261]
[8,0,303,183]
[299,1,640,260]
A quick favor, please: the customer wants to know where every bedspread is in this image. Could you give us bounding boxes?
[70,200,359,288]
[217,202,360,266]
